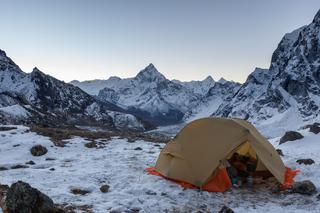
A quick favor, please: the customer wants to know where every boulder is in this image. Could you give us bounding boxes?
[276,149,284,156]
[292,180,317,195]
[218,205,234,213]
[70,188,91,196]
[5,181,56,213]
[84,141,97,148]
[296,159,315,165]
[10,164,29,169]
[25,160,35,165]
[30,145,48,156]
[134,147,143,151]
[279,131,303,144]
[100,184,110,193]
[0,167,8,171]
[309,123,320,134]
[0,184,9,212]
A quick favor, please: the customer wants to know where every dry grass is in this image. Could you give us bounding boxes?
[30,125,170,147]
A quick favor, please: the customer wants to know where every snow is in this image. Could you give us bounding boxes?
[0,104,29,117]
[186,97,223,122]
[0,125,319,212]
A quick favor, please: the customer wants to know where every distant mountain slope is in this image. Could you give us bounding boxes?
[214,9,320,137]
[0,50,149,130]
[184,79,241,121]
[172,76,215,95]
[72,64,236,125]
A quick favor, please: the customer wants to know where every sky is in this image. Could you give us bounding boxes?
[1,0,320,83]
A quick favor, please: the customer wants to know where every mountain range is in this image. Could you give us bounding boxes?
[1,9,320,136]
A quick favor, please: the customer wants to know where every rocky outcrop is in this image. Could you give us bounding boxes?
[309,123,320,134]
[5,181,57,213]
[279,131,304,144]
[296,159,315,165]
[292,180,317,195]
[213,9,320,137]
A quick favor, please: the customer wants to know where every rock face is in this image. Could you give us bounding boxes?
[279,131,304,144]
[213,9,320,137]
[296,159,315,165]
[0,50,149,131]
[30,145,48,156]
[5,181,56,213]
[292,180,317,195]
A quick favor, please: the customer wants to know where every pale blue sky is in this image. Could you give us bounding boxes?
[1,0,320,82]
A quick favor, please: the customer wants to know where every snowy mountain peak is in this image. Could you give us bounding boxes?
[313,9,320,23]
[218,77,227,84]
[0,49,7,57]
[0,49,21,72]
[135,63,166,82]
[32,67,42,73]
[204,75,214,82]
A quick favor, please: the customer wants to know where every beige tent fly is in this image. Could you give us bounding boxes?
[151,117,296,191]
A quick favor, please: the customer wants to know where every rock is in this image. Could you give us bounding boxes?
[30,144,48,156]
[0,127,17,131]
[279,131,304,144]
[70,188,91,195]
[0,184,9,212]
[84,141,97,148]
[49,168,55,171]
[292,180,317,195]
[161,192,167,196]
[0,167,8,171]
[129,207,141,213]
[25,160,36,165]
[218,205,234,213]
[12,144,20,147]
[5,181,56,213]
[317,193,320,200]
[296,159,315,165]
[309,123,320,134]
[100,184,110,193]
[145,190,156,195]
[134,147,143,151]
[11,164,29,169]
[276,149,284,156]
[45,157,56,161]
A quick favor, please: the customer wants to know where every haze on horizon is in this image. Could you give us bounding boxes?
[1,0,320,83]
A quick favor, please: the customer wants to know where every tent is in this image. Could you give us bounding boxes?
[147,117,299,192]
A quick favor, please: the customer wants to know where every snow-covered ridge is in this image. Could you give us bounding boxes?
[213,9,320,137]
[71,63,232,125]
[0,51,149,130]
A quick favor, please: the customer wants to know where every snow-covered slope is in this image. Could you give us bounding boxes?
[0,125,319,212]
[214,9,320,137]
[184,79,241,121]
[172,75,215,95]
[0,50,148,130]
